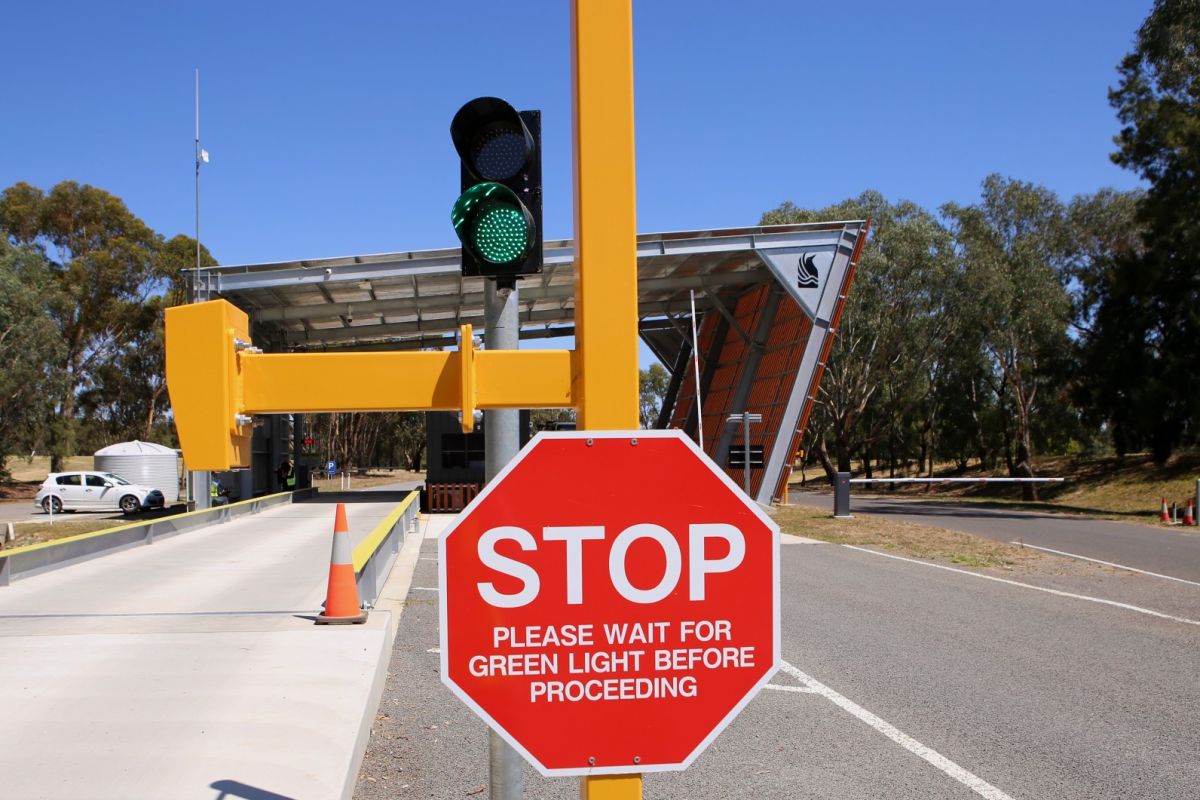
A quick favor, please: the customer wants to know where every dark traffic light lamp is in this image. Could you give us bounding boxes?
[451,97,542,282]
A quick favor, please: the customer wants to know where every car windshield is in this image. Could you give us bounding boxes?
[103,473,131,485]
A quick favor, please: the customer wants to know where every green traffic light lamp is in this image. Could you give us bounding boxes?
[451,182,534,267]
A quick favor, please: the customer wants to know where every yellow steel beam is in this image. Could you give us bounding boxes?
[165,300,253,471]
[166,299,576,469]
[239,349,574,414]
[571,0,640,432]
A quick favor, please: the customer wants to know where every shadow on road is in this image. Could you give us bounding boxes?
[211,779,297,800]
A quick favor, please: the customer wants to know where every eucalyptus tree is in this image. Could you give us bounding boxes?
[762,191,956,478]
[1066,190,1147,458]
[0,240,66,477]
[942,176,1073,498]
[0,181,166,469]
[1098,0,1200,461]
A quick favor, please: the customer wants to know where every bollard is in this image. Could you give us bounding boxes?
[3,521,13,547]
[833,472,852,518]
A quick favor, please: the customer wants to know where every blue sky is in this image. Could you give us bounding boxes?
[1,0,1150,268]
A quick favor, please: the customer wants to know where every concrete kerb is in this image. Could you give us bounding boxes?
[0,488,316,586]
[339,510,434,800]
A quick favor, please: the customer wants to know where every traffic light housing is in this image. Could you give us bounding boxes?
[451,97,542,282]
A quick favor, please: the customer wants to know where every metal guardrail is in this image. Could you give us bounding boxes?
[0,488,316,586]
[352,490,421,608]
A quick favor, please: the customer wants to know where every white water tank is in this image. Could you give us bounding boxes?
[93,441,181,502]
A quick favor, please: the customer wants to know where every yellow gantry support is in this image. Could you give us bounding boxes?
[165,301,575,470]
[164,299,253,470]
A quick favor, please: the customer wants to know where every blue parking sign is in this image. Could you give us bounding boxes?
[326,460,337,476]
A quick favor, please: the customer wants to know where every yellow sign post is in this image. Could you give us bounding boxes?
[570,1,643,797]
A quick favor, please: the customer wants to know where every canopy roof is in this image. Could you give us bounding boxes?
[191,222,863,352]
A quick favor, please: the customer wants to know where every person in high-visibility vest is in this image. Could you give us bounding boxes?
[210,477,229,506]
[277,459,296,491]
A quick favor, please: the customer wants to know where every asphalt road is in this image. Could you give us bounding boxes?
[355,523,1200,799]
[793,490,1200,584]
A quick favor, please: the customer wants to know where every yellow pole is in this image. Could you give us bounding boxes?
[572,0,642,797]
[581,774,643,800]
[572,0,640,432]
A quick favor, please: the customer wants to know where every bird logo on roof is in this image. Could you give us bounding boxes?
[797,253,820,289]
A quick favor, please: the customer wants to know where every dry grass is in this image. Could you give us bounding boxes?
[5,517,130,548]
[5,455,92,482]
[1,456,94,500]
[311,469,426,490]
[772,503,1042,570]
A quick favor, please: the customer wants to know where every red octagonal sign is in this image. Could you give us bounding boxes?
[439,429,780,776]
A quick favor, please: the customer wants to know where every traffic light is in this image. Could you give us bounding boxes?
[451,97,542,283]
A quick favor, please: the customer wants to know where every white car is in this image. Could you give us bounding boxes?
[35,471,166,515]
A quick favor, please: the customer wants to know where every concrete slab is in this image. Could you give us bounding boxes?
[0,493,412,800]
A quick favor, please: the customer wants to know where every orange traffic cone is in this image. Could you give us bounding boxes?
[316,503,367,625]
[1160,497,1170,523]
[1183,500,1196,527]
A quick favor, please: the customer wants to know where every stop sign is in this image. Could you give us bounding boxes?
[439,429,780,776]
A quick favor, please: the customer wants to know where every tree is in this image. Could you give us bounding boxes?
[1101,0,1200,461]
[1066,190,1148,458]
[0,240,65,478]
[77,235,215,448]
[762,191,956,479]
[639,363,670,428]
[942,176,1074,498]
[0,181,166,469]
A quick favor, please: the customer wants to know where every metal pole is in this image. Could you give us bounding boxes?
[484,279,522,800]
[833,472,851,518]
[743,415,751,494]
[195,68,201,273]
[689,289,704,450]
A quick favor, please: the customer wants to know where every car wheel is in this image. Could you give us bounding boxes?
[42,496,63,514]
[119,495,141,514]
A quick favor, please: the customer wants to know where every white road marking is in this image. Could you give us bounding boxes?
[764,683,819,694]
[780,661,1016,800]
[842,544,1200,627]
[1007,542,1200,588]
[426,647,440,654]
[418,557,438,561]
[411,587,439,592]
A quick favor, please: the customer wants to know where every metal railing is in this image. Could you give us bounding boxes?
[352,490,421,607]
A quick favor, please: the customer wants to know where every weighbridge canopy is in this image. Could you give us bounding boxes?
[192,221,869,504]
